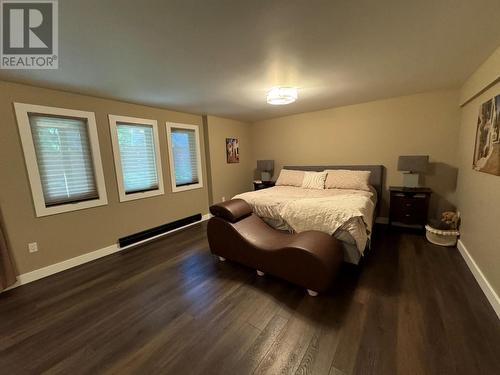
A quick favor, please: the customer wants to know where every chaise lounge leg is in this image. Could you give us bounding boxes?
[218,256,226,262]
[256,270,265,276]
[307,289,318,297]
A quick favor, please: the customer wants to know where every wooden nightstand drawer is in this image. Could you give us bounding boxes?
[391,196,427,214]
[389,187,431,228]
[390,204,427,225]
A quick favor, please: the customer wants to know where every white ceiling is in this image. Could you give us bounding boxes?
[1,0,499,121]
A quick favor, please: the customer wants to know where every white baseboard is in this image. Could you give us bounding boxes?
[4,214,211,292]
[457,239,500,319]
[15,244,120,287]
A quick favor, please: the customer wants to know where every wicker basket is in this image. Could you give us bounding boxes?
[425,225,460,247]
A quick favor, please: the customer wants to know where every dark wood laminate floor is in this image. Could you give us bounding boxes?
[1,223,499,375]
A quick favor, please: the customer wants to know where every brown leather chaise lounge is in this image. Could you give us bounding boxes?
[207,199,343,296]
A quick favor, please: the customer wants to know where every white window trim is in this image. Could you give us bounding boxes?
[14,103,108,217]
[108,115,164,202]
[165,122,204,193]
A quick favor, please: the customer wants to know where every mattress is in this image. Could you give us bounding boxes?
[233,186,377,264]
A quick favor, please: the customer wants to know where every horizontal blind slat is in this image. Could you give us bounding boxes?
[171,127,199,186]
[116,123,159,194]
[29,114,99,206]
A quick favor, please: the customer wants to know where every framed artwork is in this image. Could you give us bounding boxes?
[226,138,239,163]
[473,94,500,176]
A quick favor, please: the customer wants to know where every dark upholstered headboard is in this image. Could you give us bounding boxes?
[283,165,385,213]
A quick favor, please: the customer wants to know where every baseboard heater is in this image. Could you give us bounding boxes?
[118,213,202,248]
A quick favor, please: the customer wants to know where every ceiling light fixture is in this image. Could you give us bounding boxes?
[266,86,298,105]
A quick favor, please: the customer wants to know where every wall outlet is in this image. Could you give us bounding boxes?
[222,196,226,202]
[28,242,38,253]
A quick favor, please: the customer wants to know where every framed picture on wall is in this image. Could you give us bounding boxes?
[473,94,500,176]
[226,138,239,163]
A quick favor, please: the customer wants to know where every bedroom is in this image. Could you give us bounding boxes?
[0,1,499,374]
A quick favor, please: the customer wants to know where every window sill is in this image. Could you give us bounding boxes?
[171,182,204,193]
[118,188,164,202]
[34,197,108,217]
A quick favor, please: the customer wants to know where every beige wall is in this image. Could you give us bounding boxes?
[456,50,500,296]
[250,90,461,217]
[460,46,500,106]
[204,115,253,204]
[0,81,209,274]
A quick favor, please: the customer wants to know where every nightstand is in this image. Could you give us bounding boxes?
[253,181,275,191]
[389,186,432,228]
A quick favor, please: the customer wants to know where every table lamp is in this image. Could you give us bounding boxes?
[398,155,429,188]
[257,160,274,182]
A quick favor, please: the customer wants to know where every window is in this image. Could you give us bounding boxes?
[166,122,203,192]
[108,115,164,201]
[14,103,107,217]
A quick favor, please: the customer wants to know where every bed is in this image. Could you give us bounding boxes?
[233,165,384,264]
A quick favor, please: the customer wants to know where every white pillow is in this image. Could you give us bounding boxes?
[324,169,371,191]
[275,169,305,187]
[301,171,327,189]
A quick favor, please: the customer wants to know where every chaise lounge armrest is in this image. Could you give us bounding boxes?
[209,198,253,223]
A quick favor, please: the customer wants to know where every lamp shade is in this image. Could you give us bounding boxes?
[397,155,429,173]
[257,160,274,172]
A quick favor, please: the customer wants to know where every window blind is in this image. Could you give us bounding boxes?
[29,114,98,206]
[116,123,159,194]
[171,127,199,186]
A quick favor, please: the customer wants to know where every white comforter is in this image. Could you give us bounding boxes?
[233,186,375,252]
